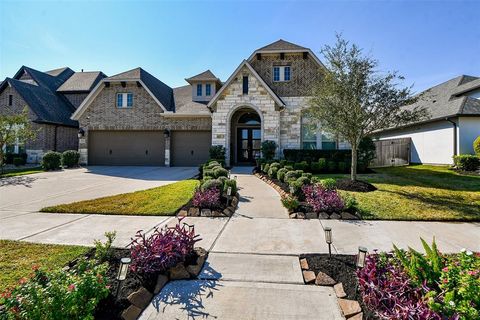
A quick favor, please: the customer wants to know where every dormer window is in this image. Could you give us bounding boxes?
[117,93,133,108]
[197,84,202,96]
[206,83,211,96]
[273,66,291,82]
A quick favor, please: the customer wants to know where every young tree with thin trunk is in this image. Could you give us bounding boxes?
[0,108,36,173]
[306,35,427,181]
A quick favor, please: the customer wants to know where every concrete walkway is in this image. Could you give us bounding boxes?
[142,167,480,320]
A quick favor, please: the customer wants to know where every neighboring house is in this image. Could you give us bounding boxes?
[0,66,105,163]
[374,76,480,165]
[72,39,350,166]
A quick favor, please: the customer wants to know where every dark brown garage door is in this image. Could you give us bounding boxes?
[171,131,211,166]
[88,131,165,165]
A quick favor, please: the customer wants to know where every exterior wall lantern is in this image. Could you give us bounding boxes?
[78,128,85,138]
[356,246,368,268]
[163,129,170,138]
[116,257,131,296]
[324,227,333,257]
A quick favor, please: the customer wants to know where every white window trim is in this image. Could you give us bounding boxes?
[273,66,291,82]
[117,93,133,108]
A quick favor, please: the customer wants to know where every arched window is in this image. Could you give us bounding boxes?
[238,112,260,125]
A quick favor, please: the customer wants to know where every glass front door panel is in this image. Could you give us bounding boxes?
[237,128,261,163]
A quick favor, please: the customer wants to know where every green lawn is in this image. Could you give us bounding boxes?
[0,240,88,292]
[315,165,480,221]
[41,179,200,215]
[1,166,43,178]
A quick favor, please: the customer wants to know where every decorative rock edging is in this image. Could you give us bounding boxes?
[300,258,362,320]
[254,173,360,220]
[177,192,240,218]
[121,247,208,320]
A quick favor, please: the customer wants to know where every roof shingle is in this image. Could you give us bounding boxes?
[57,71,106,92]
[256,39,308,52]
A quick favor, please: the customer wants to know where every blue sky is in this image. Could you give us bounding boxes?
[1,0,479,92]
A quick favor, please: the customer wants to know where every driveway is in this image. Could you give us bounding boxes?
[0,166,197,213]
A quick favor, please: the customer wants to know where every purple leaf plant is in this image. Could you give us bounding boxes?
[302,184,344,213]
[192,187,221,209]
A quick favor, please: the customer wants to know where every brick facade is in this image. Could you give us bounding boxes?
[250,52,322,97]
[78,82,211,164]
[0,86,78,163]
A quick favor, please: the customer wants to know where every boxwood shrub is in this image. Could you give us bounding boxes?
[62,150,80,168]
[213,167,228,178]
[42,151,62,171]
[276,168,288,182]
[453,155,480,172]
[268,166,279,179]
[13,157,26,166]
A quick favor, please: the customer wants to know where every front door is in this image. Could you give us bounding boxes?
[237,128,261,163]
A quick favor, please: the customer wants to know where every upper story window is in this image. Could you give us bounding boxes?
[197,84,202,96]
[243,76,249,94]
[205,83,211,96]
[117,93,133,108]
[8,95,13,106]
[273,66,291,82]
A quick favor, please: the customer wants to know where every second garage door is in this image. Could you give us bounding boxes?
[89,131,165,165]
[171,131,211,166]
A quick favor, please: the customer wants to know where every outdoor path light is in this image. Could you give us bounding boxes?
[116,257,131,297]
[324,227,332,257]
[356,246,368,268]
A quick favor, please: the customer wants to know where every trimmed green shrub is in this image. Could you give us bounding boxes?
[42,151,61,171]
[284,170,300,183]
[13,157,25,167]
[217,176,228,188]
[5,153,27,165]
[268,166,278,179]
[295,170,304,176]
[263,163,270,174]
[209,145,226,160]
[474,136,480,156]
[279,160,287,167]
[213,167,229,178]
[293,161,309,171]
[311,176,322,184]
[327,160,337,173]
[270,162,281,169]
[198,164,204,176]
[201,179,223,191]
[261,140,277,160]
[318,158,327,170]
[320,178,337,190]
[284,165,294,170]
[310,162,321,173]
[295,176,311,186]
[61,150,80,168]
[223,179,237,195]
[281,196,299,212]
[203,169,215,179]
[341,193,358,211]
[453,155,480,172]
[302,172,312,179]
[276,168,288,182]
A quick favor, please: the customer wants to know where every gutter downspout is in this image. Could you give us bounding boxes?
[445,117,457,158]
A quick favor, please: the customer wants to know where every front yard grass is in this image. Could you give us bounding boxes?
[315,165,480,221]
[1,166,43,178]
[41,179,200,216]
[0,240,88,292]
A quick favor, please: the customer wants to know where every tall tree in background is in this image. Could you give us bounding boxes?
[306,35,427,181]
[0,108,36,173]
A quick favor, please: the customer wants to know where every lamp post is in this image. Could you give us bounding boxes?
[116,257,131,297]
[356,246,368,268]
[324,227,333,257]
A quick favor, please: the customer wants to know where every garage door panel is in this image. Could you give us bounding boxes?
[171,131,211,166]
[89,131,165,166]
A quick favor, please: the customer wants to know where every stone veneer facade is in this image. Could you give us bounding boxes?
[0,86,78,163]
[77,82,211,164]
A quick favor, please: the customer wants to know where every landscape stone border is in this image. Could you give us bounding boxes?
[177,192,240,218]
[254,172,360,220]
[121,247,208,320]
[300,258,363,320]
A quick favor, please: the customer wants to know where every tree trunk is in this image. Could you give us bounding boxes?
[351,144,358,181]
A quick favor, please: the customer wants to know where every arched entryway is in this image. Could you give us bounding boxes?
[230,107,262,165]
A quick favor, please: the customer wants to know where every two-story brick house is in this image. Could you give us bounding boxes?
[72,40,349,166]
[0,66,105,163]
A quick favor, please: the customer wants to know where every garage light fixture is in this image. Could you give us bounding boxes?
[78,128,85,138]
[324,227,332,257]
[163,129,170,138]
[356,247,368,268]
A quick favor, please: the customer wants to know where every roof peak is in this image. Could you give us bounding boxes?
[256,39,308,52]
[185,70,220,84]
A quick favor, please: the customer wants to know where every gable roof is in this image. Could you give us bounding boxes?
[207,60,285,109]
[172,85,211,115]
[13,66,75,92]
[45,67,71,77]
[185,70,221,84]
[107,67,174,111]
[57,71,107,92]
[1,78,77,127]
[256,39,308,52]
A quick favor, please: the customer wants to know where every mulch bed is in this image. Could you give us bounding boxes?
[301,254,378,319]
[335,179,377,192]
